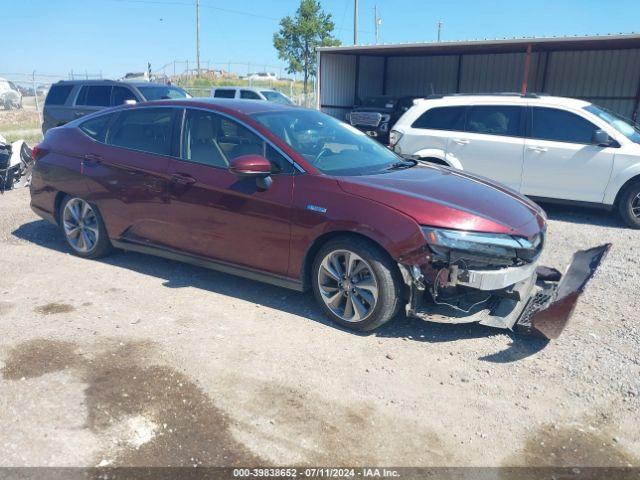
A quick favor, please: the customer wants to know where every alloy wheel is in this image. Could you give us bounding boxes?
[62,198,99,253]
[317,249,379,322]
[632,193,640,219]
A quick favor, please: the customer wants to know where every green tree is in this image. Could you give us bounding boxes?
[273,0,340,101]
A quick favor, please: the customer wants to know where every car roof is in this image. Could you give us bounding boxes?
[415,94,591,108]
[131,97,300,115]
[211,86,279,93]
[53,80,177,88]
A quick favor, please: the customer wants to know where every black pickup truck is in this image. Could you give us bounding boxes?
[347,96,418,144]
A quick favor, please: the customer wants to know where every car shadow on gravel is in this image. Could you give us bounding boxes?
[13,219,549,362]
[374,315,549,363]
[537,202,626,228]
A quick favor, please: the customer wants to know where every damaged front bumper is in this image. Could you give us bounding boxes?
[403,244,611,340]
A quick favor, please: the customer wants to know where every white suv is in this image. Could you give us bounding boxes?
[390,94,640,228]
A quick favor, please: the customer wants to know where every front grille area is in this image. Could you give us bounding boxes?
[350,111,382,127]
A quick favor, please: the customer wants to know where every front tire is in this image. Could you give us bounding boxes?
[618,181,640,229]
[60,196,112,258]
[312,237,403,331]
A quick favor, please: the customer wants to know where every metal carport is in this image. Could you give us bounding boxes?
[316,33,640,121]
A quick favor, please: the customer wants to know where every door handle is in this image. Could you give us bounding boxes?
[170,173,196,185]
[453,138,470,145]
[527,146,548,153]
[74,112,86,118]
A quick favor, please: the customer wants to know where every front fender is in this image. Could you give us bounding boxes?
[289,175,426,281]
[603,161,640,205]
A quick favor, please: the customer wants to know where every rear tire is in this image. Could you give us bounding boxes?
[312,237,403,331]
[59,196,113,258]
[617,181,640,229]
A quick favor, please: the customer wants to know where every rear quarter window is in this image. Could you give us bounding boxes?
[45,85,74,105]
[79,114,113,143]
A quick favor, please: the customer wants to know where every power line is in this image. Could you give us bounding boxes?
[108,0,280,21]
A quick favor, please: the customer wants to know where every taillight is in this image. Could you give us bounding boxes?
[31,144,45,161]
[389,129,403,147]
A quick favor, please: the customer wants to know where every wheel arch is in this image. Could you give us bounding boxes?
[613,174,640,207]
[301,231,399,291]
[412,148,463,169]
[419,156,450,167]
[53,191,69,225]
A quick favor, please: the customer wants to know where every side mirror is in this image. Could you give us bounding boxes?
[229,154,273,190]
[592,129,611,147]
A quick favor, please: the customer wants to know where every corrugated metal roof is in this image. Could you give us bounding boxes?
[317,33,640,56]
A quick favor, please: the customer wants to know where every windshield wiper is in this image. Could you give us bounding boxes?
[387,160,417,170]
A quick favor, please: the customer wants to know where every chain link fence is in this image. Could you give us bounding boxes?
[0,62,317,145]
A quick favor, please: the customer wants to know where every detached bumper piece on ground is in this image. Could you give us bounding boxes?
[406,244,611,340]
[0,137,33,192]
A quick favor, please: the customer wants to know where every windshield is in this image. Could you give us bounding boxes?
[138,85,190,101]
[261,90,294,105]
[252,109,409,176]
[358,97,397,109]
[584,104,640,144]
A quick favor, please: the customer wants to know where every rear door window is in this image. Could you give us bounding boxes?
[181,109,229,168]
[530,107,598,144]
[412,106,466,131]
[45,84,74,105]
[213,89,236,98]
[111,86,137,106]
[466,105,524,137]
[107,108,175,156]
[76,86,112,107]
[240,90,262,100]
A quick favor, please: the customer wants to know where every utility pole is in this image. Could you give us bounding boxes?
[374,5,381,44]
[437,20,443,42]
[195,0,201,76]
[353,0,358,45]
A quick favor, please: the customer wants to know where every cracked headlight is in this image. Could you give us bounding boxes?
[422,227,536,260]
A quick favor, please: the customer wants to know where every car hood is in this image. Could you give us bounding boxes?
[337,164,545,238]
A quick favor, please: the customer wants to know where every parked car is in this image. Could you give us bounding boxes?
[246,72,277,81]
[390,93,640,228]
[29,99,608,339]
[211,86,293,105]
[0,77,22,109]
[347,96,419,144]
[42,80,190,133]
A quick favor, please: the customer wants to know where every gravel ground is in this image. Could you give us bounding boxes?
[0,187,639,468]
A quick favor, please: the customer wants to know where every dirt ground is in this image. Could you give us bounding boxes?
[0,186,639,468]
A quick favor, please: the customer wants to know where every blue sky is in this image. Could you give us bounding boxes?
[3,0,639,80]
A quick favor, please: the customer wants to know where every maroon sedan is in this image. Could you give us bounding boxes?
[30,99,609,338]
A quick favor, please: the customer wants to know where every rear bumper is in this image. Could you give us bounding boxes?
[406,244,611,340]
[31,204,57,225]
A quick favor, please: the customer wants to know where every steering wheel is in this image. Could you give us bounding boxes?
[314,147,334,165]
